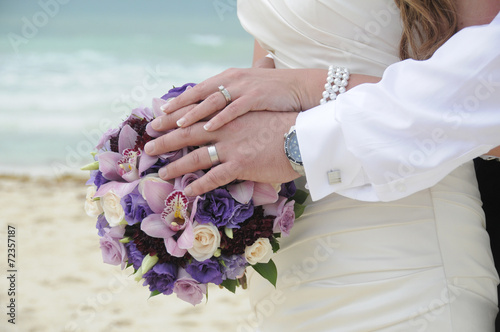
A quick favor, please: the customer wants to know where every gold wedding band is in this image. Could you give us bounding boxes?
[218,85,232,105]
[207,145,220,166]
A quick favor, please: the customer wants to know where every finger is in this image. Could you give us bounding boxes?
[184,163,237,196]
[203,96,254,131]
[151,104,197,131]
[176,90,229,128]
[159,145,217,180]
[145,123,215,155]
[162,78,221,114]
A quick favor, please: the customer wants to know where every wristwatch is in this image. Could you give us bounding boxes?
[284,126,306,176]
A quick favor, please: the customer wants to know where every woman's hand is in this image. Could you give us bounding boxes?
[144,111,301,197]
[160,67,329,132]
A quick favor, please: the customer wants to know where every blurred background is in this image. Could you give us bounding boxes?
[0,2,255,332]
[0,0,253,177]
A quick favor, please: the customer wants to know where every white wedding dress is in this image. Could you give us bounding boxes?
[238,0,499,331]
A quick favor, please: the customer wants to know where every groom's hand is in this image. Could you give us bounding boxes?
[144,111,300,196]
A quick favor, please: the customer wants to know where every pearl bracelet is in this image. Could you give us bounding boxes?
[320,65,350,105]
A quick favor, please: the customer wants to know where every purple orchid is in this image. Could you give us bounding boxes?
[140,190,194,257]
[98,124,159,183]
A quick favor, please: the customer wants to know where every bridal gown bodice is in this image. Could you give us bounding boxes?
[237,0,499,331]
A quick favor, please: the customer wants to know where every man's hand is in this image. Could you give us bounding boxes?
[144,111,301,196]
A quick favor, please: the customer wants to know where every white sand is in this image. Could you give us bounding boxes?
[0,176,254,332]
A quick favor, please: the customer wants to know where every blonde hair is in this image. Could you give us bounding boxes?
[395,0,458,60]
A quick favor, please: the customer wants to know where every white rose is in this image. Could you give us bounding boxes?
[101,190,125,227]
[188,223,221,261]
[245,238,273,265]
[84,186,103,217]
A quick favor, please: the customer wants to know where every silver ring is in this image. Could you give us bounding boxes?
[207,145,220,166]
[218,85,232,105]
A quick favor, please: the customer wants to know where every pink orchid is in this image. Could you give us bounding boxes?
[141,190,194,257]
[98,124,159,182]
[227,181,279,206]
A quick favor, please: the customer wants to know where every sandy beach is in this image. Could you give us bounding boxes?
[0,175,253,332]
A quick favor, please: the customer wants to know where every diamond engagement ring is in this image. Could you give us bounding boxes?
[218,85,232,105]
[207,145,220,166]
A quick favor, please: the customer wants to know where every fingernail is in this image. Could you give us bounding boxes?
[159,167,167,179]
[203,122,212,131]
[184,186,193,196]
[145,141,155,154]
[161,98,174,111]
[151,117,162,130]
[176,117,186,127]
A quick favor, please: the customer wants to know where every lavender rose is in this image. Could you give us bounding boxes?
[142,263,178,295]
[264,197,296,237]
[173,268,207,306]
[195,189,254,228]
[99,228,127,268]
[185,258,223,285]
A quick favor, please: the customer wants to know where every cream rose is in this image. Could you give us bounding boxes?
[187,223,221,261]
[245,238,273,265]
[101,190,125,227]
[84,185,103,217]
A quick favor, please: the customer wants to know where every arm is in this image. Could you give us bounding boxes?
[297,10,500,202]
[252,39,275,69]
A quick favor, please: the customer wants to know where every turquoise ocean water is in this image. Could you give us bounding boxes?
[0,0,253,177]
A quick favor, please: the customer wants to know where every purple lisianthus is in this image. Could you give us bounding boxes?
[120,192,154,225]
[195,189,254,228]
[99,228,127,269]
[221,255,247,280]
[96,214,109,236]
[124,241,144,270]
[142,262,177,295]
[161,83,196,100]
[279,181,297,199]
[173,268,207,306]
[185,258,223,285]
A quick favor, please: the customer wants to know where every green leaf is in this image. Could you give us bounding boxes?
[291,189,308,205]
[270,237,280,253]
[149,290,161,299]
[294,203,306,219]
[253,260,278,287]
[220,278,238,293]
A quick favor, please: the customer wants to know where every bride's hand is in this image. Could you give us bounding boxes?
[145,111,301,196]
[159,68,328,132]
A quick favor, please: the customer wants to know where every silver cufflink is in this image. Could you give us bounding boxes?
[327,170,341,184]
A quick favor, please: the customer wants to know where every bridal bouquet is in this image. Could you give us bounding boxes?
[82,84,307,305]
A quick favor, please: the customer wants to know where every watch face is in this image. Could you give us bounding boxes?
[286,130,303,165]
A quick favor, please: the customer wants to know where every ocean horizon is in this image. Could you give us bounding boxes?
[0,0,253,178]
